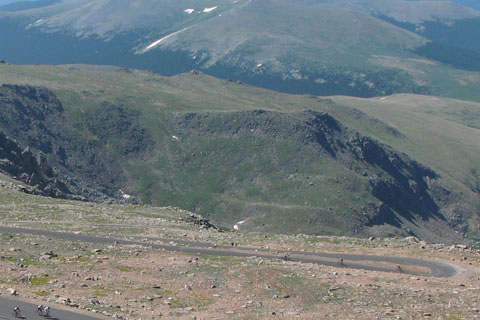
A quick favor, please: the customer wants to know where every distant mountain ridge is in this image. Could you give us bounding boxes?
[1,0,480,99]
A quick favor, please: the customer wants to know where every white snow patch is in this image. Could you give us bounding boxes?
[233,220,245,231]
[141,26,192,53]
[184,8,194,14]
[119,190,131,199]
[27,18,46,28]
[203,6,217,13]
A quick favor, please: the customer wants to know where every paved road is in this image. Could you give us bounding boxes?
[0,226,461,278]
[0,295,108,320]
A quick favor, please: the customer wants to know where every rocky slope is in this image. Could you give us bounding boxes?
[0,130,73,198]
[165,110,469,241]
[0,62,478,243]
[0,82,471,242]
[0,84,133,201]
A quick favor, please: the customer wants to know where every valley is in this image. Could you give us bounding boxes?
[1,0,480,100]
[1,2,480,318]
[0,63,479,243]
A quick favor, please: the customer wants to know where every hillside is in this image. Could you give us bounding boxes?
[0,63,479,243]
[1,175,480,319]
[0,0,480,100]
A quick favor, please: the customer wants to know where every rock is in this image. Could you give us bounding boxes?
[41,251,58,257]
[7,288,17,295]
[404,236,419,244]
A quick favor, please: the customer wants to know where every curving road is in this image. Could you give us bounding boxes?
[0,295,109,320]
[0,226,461,278]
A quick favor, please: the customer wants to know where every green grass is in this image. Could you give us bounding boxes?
[329,95,480,194]
[7,256,42,266]
[33,291,51,297]
[30,275,53,286]
[189,293,213,308]
[116,266,134,272]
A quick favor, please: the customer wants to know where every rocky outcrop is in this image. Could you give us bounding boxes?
[0,131,75,198]
[0,84,136,201]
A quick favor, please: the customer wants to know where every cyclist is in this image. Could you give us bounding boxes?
[13,307,21,317]
[37,304,44,316]
[43,306,51,317]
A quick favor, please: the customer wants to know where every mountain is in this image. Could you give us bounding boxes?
[0,63,479,244]
[452,0,480,10]
[0,0,480,100]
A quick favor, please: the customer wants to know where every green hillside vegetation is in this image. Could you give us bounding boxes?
[0,63,479,243]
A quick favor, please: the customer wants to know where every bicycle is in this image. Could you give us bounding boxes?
[43,306,51,317]
[12,307,22,318]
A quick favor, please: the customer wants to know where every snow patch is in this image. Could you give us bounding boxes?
[184,8,194,14]
[203,6,217,13]
[141,26,192,53]
[27,18,46,28]
[119,190,131,199]
[233,220,245,231]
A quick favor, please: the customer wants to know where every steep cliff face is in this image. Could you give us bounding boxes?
[0,84,130,201]
[0,131,74,198]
